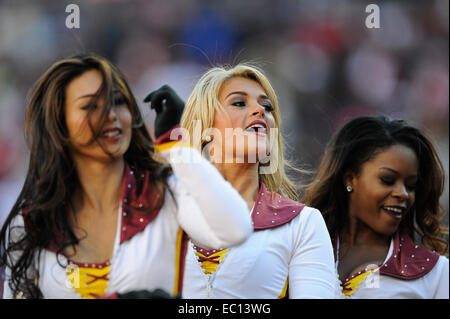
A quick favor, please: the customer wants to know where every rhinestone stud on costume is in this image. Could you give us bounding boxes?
[426,258,430,262]
[272,220,275,223]
[123,212,127,216]
[128,184,131,188]
[139,218,144,223]
[256,212,260,215]
[139,203,143,208]
[411,255,415,258]
[122,227,126,231]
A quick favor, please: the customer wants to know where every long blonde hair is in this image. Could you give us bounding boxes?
[180,63,300,201]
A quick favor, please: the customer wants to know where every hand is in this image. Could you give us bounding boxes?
[117,288,178,299]
[144,85,185,139]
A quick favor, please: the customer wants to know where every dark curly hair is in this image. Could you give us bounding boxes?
[0,53,172,298]
[303,115,448,256]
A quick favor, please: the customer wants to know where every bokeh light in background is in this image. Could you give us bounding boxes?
[0,0,448,229]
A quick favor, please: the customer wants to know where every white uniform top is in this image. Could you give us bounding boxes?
[182,183,338,299]
[335,232,449,299]
[2,142,253,299]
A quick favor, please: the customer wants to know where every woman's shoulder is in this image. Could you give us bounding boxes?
[251,186,303,230]
[380,231,443,281]
[290,205,328,233]
[433,254,449,272]
[254,184,325,231]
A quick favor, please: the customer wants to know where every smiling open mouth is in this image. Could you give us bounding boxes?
[102,128,122,141]
[245,120,267,135]
[381,206,405,220]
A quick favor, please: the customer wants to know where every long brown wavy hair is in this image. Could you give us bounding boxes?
[0,53,172,298]
[303,115,448,256]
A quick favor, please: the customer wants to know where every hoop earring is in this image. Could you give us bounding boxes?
[346,185,353,193]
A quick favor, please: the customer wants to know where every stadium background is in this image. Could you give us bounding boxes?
[0,0,448,232]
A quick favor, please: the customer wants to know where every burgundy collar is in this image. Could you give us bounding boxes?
[193,183,305,256]
[119,163,163,244]
[119,125,181,243]
[251,183,304,230]
[334,231,440,281]
[22,162,163,253]
[379,231,440,280]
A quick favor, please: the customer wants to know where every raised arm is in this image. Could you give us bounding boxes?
[155,130,253,250]
[145,85,252,250]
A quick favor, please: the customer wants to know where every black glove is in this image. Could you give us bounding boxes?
[144,85,185,139]
[117,288,178,299]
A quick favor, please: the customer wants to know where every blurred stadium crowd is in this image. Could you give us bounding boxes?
[0,0,448,228]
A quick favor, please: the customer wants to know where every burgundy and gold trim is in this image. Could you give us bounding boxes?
[334,231,441,284]
[173,228,189,296]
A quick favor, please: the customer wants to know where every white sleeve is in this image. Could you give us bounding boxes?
[288,207,338,299]
[428,256,449,299]
[162,145,253,250]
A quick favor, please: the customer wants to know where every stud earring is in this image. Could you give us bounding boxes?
[346,185,353,193]
[204,135,212,142]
